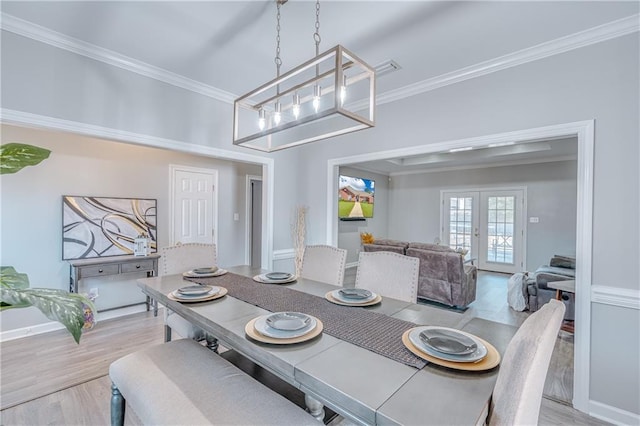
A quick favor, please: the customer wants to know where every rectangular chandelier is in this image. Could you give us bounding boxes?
[233,45,376,152]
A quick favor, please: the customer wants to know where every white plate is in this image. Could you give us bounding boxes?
[177,285,213,296]
[171,286,220,300]
[265,272,293,280]
[338,288,372,300]
[254,314,317,339]
[331,289,378,304]
[253,274,297,284]
[183,268,228,278]
[408,327,487,363]
[266,312,311,331]
[192,266,218,274]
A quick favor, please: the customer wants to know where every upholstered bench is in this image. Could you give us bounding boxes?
[109,339,317,425]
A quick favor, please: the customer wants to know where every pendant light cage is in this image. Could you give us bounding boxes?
[233,1,375,152]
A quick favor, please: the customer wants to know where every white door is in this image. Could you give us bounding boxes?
[171,166,218,245]
[442,188,525,274]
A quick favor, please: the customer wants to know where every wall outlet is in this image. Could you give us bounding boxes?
[529,217,540,223]
[233,213,240,221]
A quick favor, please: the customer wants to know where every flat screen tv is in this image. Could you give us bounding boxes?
[338,175,375,220]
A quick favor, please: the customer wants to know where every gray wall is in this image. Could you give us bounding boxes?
[388,159,578,271]
[0,124,260,328]
[1,16,638,418]
[337,167,390,265]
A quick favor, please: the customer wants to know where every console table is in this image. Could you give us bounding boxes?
[547,279,575,333]
[68,254,160,314]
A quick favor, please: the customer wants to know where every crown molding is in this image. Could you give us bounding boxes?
[0,12,236,104]
[1,12,638,107]
[373,13,640,107]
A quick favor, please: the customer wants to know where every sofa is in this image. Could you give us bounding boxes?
[362,240,477,308]
[527,255,575,320]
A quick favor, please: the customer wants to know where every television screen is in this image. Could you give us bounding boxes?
[338,175,375,219]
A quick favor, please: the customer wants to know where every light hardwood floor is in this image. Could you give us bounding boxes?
[0,274,606,425]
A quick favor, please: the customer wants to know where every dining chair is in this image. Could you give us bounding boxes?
[300,245,347,286]
[355,251,419,303]
[159,243,217,349]
[487,299,566,425]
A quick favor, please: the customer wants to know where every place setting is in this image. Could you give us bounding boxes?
[252,271,297,285]
[167,284,228,303]
[402,325,500,371]
[325,287,382,306]
[245,311,323,344]
[182,266,228,278]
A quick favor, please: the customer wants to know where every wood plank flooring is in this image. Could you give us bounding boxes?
[0,310,164,410]
[1,272,605,425]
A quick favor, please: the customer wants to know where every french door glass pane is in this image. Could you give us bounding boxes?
[448,197,473,253]
[486,196,515,264]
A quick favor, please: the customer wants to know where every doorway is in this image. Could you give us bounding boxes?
[246,175,263,268]
[169,165,218,245]
[442,188,526,273]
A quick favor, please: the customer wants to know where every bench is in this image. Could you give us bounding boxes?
[109,339,317,425]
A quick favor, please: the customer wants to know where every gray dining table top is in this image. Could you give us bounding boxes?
[137,265,517,425]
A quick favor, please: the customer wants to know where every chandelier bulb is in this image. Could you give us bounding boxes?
[274,101,282,125]
[258,108,266,131]
[313,84,322,113]
[340,75,347,106]
[292,93,301,119]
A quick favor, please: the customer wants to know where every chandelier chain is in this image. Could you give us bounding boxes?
[314,0,321,56]
[275,1,282,77]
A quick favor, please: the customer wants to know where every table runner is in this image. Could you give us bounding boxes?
[188,273,427,369]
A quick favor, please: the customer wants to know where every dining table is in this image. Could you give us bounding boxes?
[137,265,517,425]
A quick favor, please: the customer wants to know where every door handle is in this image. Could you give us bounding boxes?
[474,228,479,237]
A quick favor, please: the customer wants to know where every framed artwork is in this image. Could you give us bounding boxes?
[62,196,157,260]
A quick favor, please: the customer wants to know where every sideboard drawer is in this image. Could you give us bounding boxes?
[81,264,120,278]
[121,260,156,274]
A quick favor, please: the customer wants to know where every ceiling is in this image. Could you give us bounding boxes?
[1,1,635,171]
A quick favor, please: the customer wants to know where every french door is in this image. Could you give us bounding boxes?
[442,188,525,274]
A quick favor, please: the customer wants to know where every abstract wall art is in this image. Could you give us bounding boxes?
[62,196,157,260]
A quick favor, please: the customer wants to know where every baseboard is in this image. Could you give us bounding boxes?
[589,400,640,425]
[0,304,152,342]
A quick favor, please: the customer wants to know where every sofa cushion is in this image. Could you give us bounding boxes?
[408,242,455,252]
[549,255,576,269]
[372,239,408,248]
[362,243,405,254]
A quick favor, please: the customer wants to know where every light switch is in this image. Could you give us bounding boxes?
[233,213,240,221]
[529,217,539,223]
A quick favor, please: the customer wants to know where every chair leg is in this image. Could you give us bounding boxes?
[111,383,125,426]
[205,334,219,353]
[164,325,172,343]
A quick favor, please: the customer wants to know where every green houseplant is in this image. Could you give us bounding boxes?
[0,143,96,343]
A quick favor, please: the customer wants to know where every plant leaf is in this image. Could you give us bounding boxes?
[0,266,30,290]
[0,288,96,343]
[0,143,51,175]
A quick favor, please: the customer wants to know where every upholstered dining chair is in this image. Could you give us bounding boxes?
[300,245,347,286]
[487,299,566,425]
[159,243,217,349]
[355,251,419,303]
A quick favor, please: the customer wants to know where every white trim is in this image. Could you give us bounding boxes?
[273,249,296,261]
[0,304,150,342]
[0,108,268,165]
[589,400,640,426]
[2,12,637,109]
[327,120,595,415]
[168,164,219,247]
[591,286,640,310]
[373,14,640,107]
[245,174,263,266]
[389,155,577,177]
[0,13,235,104]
